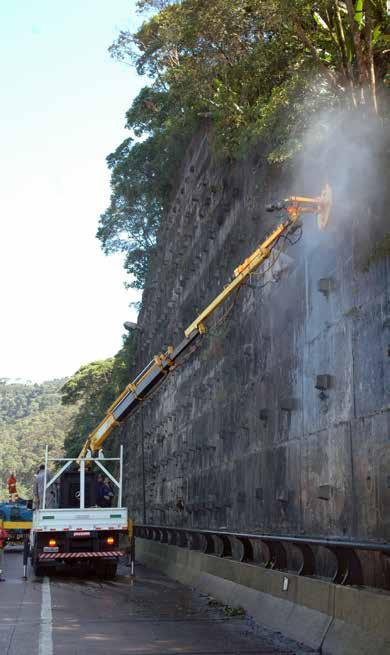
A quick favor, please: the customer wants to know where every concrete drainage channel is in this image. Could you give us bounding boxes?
[135,526,390,655]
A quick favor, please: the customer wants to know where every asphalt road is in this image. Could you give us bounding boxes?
[0,549,315,655]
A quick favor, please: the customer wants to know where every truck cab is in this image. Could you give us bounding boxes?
[30,446,129,579]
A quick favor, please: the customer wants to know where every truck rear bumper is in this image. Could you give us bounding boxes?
[39,550,124,561]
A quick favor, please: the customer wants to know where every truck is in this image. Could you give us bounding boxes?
[30,446,130,579]
[0,499,32,544]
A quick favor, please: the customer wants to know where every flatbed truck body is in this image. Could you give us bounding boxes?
[30,447,129,578]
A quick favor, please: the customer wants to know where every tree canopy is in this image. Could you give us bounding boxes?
[0,378,64,424]
[99,0,389,290]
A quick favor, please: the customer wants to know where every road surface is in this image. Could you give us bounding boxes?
[0,549,315,655]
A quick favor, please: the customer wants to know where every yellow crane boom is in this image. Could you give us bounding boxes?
[78,186,332,460]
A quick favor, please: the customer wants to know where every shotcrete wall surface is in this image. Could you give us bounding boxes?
[122,122,390,551]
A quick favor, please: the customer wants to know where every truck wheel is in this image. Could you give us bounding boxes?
[33,562,46,577]
[33,551,49,578]
[97,561,117,580]
[104,561,117,580]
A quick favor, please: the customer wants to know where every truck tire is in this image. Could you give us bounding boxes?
[32,549,48,578]
[33,561,46,577]
[97,560,117,580]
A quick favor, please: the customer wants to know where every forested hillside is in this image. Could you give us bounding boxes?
[0,378,64,423]
[0,334,137,499]
[0,379,75,500]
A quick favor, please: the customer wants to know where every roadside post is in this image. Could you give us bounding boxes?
[127,519,135,580]
[22,533,30,580]
[0,519,7,581]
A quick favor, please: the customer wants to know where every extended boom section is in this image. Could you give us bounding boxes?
[79,187,331,459]
[79,331,200,458]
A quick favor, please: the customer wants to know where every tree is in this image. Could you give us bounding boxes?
[278,0,388,113]
[102,0,389,287]
[97,86,193,289]
[111,1,388,155]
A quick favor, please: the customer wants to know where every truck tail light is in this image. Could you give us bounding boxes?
[48,539,57,547]
[106,537,114,545]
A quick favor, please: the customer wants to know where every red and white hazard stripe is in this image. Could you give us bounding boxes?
[39,550,124,560]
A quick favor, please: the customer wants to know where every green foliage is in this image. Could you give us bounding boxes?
[0,379,75,500]
[113,0,388,154]
[101,0,389,289]
[0,378,64,424]
[97,86,194,290]
[61,333,137,458]
[61,360,115,407]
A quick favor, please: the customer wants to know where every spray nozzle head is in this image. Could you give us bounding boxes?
[265,185,332,230]
[317,184,332,230]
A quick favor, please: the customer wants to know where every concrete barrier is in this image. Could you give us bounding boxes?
[136,537,390,654]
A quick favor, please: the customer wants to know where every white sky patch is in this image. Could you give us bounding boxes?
[0,1,144,381]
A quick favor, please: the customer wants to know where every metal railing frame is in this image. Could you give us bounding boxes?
[42,445,124,510]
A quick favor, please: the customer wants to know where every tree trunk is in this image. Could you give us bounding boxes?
[344,0,369,102]
[334,5,357,107]
[293,18,341,91]
[366,16,378,114]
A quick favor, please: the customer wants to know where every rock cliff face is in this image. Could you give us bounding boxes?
[122,120,390,544]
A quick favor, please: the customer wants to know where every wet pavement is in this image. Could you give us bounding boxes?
[0,549,316,654]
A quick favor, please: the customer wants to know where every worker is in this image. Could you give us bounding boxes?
[7,473,18,503]
[33,465,53,509]
[103,476,114,507]
[96,474,113,508]
[0,522,8,581]
[95,474,105,507]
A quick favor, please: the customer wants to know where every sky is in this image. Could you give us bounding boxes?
[0,1,146,382]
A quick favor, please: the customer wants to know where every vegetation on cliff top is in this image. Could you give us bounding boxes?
[98,0,389,290]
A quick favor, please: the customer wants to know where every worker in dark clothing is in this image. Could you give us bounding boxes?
[96,474,113,508]
[96,474,105,507]
[102,477,114,507]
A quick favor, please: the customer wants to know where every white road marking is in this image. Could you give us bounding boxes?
[39,576,53,655]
